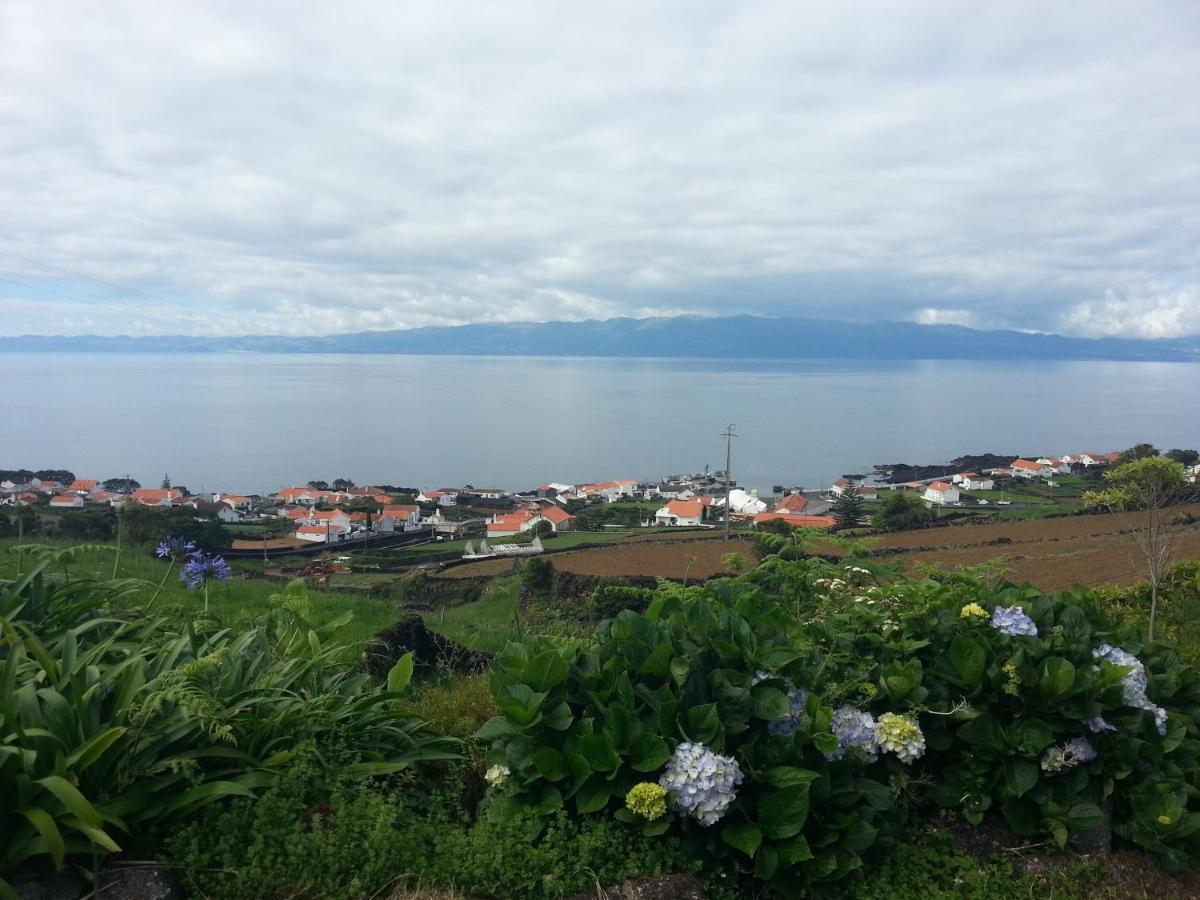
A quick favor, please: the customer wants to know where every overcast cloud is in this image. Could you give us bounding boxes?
[1,1,1197,338]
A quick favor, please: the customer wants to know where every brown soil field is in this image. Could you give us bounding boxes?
[441,538,756,580]
[862,503,1200,592]
[441,505,1200,591]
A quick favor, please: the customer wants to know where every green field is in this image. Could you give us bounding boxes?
[422,576,522,652]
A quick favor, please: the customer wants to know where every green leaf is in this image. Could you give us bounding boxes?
[764,766,820,789]
[540,701,574,731]
[65,727,127,772]
[524,650,569,692]
[533,747,568,782]
[575,777,611,813]
[758,785,810,840]
[1003,757,1039,798]
[683,703,721,744]
[958,714,1009,754]
[777,833,814,865]
[21,807,65,869]
[754,846,779,879]
[36,775,101,828]
[669,657,689,686]
[1010,719,1056,754]
[1039,657,1076,701]
[387,652,414,695]
[580,733,619,772]
[475,716,520,740]
[751,685,789,720]
[640,643,673,677]
[721,820,762,857]
[629,733,670,772]
[947,635,985,690]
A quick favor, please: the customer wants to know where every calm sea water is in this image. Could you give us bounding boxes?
[2,353,1197,495]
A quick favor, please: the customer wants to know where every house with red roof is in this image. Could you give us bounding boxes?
[131,488,183,507]
[774,493,809,514]
[1010,459,1050,479]
[654,499,705,527]
[49,494,83,509]
[69,479,99,494]
[376,504,421,532]
[923,481,960,505]
[295,523,347,544]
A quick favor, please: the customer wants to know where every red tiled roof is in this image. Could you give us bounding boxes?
[666,499,703,518]
[296,524,334,536]
[541,505,573,524]
[50,494,80,504]
[927,481,954,491]
[1011,459,1043,471]
[381,505,419,518]
[69,479,98,491]
[776,493,809,513]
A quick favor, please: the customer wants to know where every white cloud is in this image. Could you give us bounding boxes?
[1,1,1197,337]
[913,308,977,327]
[1058,287,1200,339]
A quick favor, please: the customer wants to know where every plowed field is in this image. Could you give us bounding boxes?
[440,505,1200,591]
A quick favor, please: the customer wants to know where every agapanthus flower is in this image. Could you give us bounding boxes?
[484,764,510,786]
[990,605,1038,637]
[960,603,988,619]
[827,706,878,761]
[180,553,233,589]
[875,712,925,763]
[659,742,743,826]
[1040,737,1096,774]
[1093,644,1169,736]
[767,688,811,736]
[156,536,198,560]
[1083,716,1118,734]
[625,782,668,820]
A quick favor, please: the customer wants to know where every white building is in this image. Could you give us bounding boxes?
[960,475,995,491]
[654,499,705,526]
[924,481,960,505]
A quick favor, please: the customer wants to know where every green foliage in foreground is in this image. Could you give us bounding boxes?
[168,758,738,900]
[0,549,457,893]
[478,551,1200,894]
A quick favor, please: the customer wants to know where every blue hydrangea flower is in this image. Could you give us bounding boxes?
[1041,737,1097,773]
[1083,716,1118,734]
[180,553,233,590]
[156,536,198,560]
[1093,644,1168,736]
[767,688,810,736]
[990,605,1038,637]
[659,742,743,827]
[826,706,878,761]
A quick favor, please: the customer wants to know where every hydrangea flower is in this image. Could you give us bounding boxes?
[156,536,198,560]
[180,553,233,589]
[1083,716,1118,734]
[875,712,925,763]
[1093,644,1169,736]
[960,603,988,619]
[659,742,743,826]
[767,688,810,736]
[827,706,878,761]
[1040,737,1096,774]
[625,782,667,820]
[990,605,1038,637]
[1001,663,1023,696]
[484,764,510,786]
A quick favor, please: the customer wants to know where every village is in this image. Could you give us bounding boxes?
[6,450,1196,561]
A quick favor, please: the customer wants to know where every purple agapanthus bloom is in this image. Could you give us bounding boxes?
[180,553,233,589]
[990,605,1038,637]
[156,536,198,560]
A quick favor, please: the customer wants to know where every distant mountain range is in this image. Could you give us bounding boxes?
[3,315,1198,362]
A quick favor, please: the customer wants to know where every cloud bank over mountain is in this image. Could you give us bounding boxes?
[1,1,1197,338]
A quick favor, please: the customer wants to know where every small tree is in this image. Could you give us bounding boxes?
[1117,443,1159,465]
[1084,456,1188,641]
[872,491,932,531]
[831,482,865,530]
[1166,448,1199,467]
[332,477,356,491]
[161,473,172,489]
[529,519,554,539]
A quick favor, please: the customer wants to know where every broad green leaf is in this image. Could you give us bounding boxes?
[387,652,414,695]
[533,747,568,781]
[524,650,569,692]
[575,777,611,813]
[1039,657,1076,701]
[947,635,985,690]
[65,727,127,772]
[759,785,810,839]
[721,821,762,857]
[750,685,789,720]
[764,766,820,789]
[1003,757,1038,798]
[36,776,101,828]
[475,716,520,740]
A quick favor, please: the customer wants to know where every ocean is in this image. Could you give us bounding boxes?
[3,353,1196,495]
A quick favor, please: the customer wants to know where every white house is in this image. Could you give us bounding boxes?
[295,523,347,543]
[654,499,705,527]
[960,475,995,491]
[49,494,84,509]
[655,484,695,500]
[1010,459,1049,479]
[924,481,960,505]
[715,488,767,515]
[1077,452,1108,467]
[1036,457,1072,474]
[375,504,422,532]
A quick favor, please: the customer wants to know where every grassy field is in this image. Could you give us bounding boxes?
[0,537,397,652]
[422,576,521,652]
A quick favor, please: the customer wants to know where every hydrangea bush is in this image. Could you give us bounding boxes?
[480,556,1200,891]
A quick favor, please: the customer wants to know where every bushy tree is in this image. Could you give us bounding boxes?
[831,482,865,529]
[1117,443,1160,465]
[102,477,140,492]
[1166,448,1199,467]
[872,491,932,531]
[1084,456,1188,640]
[331,477,356,491]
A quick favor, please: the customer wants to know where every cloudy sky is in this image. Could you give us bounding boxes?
[2,1,1198,338]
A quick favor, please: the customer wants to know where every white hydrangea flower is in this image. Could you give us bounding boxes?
[659,742,743,826]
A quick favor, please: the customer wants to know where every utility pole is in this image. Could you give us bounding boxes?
[722,424,737,541]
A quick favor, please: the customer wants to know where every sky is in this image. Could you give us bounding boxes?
[1,1,1198,339]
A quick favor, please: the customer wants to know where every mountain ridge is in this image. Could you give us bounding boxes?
[2,314,1197,362]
